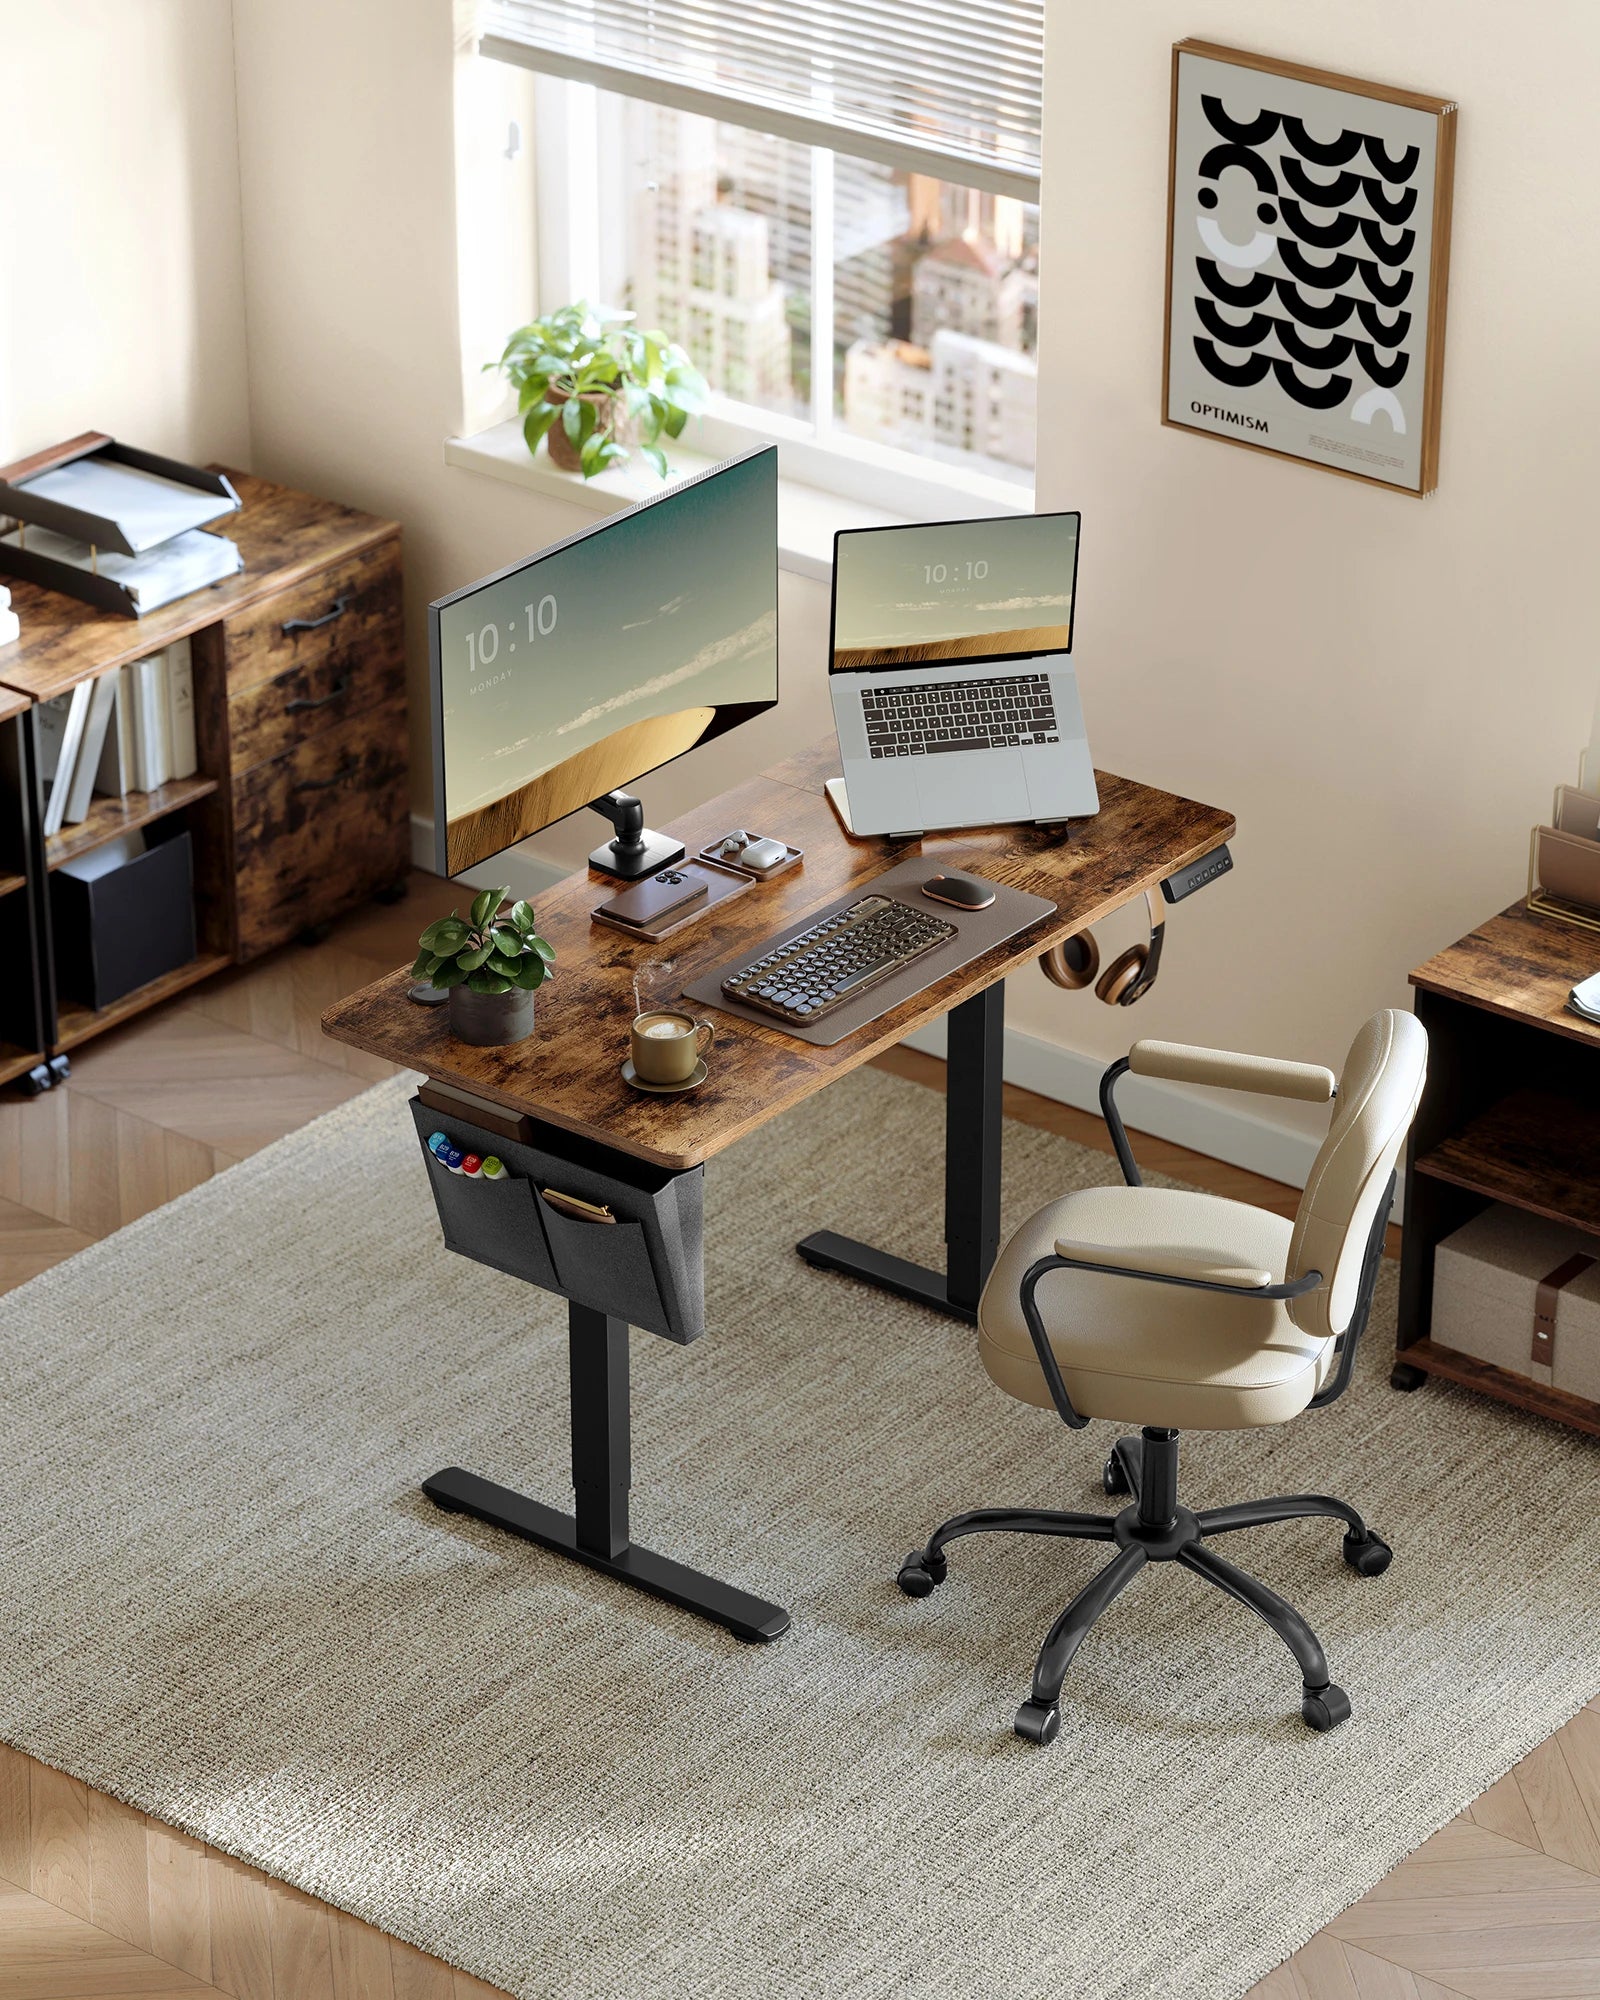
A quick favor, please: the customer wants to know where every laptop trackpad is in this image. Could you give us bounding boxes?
[915,748,1028,826]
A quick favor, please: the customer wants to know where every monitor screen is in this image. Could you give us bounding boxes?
[829,512,1080,672]
[431,448,779,876]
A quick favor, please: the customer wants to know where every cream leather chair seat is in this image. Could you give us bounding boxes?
[978,1186,1327,1430]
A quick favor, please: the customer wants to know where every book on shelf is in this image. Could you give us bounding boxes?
[93,665,136,798]
[39,679,96,838]
[60,671,119,825]
[131,651,171,792]
[165,636,197,780]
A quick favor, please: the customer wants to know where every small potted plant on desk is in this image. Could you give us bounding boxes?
[413,888,556,1047]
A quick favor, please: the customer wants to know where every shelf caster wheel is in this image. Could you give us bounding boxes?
[1301,1683,1352,1733]
[1102,1453,1131,1498]
[19,1063,51,1098]
[373,879,408,906]
[896,1550,946,1598]
[1343,1530,1392,1577]
[1014,1699,1062,1746]
[1390,1362,1428,1392]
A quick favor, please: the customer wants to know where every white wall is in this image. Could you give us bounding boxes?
[1022,0,1600,1144]
[0,0,250,468]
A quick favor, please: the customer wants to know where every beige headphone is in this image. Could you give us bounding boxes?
[1039,887,1166,1006]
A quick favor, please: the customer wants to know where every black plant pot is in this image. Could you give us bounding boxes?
[447,984,535,1047]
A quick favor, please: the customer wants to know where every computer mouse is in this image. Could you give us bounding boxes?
[922,871,997,911]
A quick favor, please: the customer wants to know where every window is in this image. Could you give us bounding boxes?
[482,0,1043,495]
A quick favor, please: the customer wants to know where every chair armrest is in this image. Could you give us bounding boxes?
[1128,1039,1336,1104]
[1054,1235,1273,1289]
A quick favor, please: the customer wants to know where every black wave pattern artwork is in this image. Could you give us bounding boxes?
[1192,92,1420,432]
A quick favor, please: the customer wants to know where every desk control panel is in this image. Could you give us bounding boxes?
[721,894,957,1025]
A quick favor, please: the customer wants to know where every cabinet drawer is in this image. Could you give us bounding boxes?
[223,537,401,701]
[232,693,410,959]
[229,617,404,775]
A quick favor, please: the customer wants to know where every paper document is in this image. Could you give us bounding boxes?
[20,458,239,551]
[0,524,242,615]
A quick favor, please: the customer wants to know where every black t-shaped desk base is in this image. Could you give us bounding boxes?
[423,1302,789,1644]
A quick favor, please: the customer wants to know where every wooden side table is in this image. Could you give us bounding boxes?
[1397,899,1600,1437]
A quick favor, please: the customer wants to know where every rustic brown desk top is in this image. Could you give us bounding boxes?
[322,742,1234,1170]
[0,684,28,726]
[1410,899,1600,1051]
[0,470,398,703]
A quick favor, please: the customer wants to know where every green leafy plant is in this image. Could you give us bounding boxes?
[412,888,556,996]
[488,300,709,480]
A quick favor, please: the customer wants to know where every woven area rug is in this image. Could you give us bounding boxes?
[4,1066,1600,2000]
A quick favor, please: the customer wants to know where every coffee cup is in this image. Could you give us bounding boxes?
[631,1009,714,1085]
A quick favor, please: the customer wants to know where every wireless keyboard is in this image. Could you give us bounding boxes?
[720,894,957,1025]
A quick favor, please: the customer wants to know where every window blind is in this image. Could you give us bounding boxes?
[479,0,1044,200]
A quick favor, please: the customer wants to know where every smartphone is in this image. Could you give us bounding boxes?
[598,869,709,930]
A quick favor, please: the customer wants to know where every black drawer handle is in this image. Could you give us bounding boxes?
[284,675,350,715]
[281,593,352,635]
[292,755,359,794]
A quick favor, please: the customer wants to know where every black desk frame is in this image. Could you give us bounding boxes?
[422,984,1007,1641]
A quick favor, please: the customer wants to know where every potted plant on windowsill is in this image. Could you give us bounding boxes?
[489,301,709,480]
[413,888,556,1047]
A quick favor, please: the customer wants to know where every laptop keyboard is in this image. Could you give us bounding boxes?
[861,672,1060,759]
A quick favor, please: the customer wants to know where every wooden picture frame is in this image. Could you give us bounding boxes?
[1162,41,1457,495]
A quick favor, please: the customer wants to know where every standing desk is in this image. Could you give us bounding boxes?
[322,740,1234,1642]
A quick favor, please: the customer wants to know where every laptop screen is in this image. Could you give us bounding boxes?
[829,512,1080,673]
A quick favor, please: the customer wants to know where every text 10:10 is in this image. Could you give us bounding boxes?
[923,560,988,584]
[465,594,558,672]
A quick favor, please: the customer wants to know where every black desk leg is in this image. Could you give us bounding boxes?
[796,982,1005,1323]
[422,1301,791,1643]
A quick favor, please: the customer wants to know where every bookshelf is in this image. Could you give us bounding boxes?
[0,468,409,1093]
[1396,901,1600,1439]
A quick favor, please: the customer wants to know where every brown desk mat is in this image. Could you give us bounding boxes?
[684,855,1057,1047]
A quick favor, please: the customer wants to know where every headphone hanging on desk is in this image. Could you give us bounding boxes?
[1039,888,1165,1006]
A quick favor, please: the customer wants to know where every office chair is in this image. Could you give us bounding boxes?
[897,1009,1428,1745]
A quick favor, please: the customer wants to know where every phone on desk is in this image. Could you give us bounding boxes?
[598,868,708,930]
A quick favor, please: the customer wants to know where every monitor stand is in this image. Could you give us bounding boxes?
[588,790,687,880]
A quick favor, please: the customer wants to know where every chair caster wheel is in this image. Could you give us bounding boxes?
[1014,1699,1062,1745]
[1343,1530,1392,1576]
[1102,1453,1131,1497]
[1390,1362,1428,1391]
[1301,1683,1352,1732]
[896,1551,946,1598]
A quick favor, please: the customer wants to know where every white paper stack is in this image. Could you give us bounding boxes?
[0,524,241,616]
[0,581,17,647]
[1569,969,1600,1025]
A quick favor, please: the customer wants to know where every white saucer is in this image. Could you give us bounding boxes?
[622,1057,709,1095]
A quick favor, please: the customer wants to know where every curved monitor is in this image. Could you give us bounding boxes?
[429,446,778,876]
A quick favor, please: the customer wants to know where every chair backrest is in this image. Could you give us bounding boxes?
[1286,1009,1428,1341]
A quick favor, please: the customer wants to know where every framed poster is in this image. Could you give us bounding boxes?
[1163,41,1457,494]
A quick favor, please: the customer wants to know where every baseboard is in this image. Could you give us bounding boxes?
[410,813,568,903]
[901,1018,1325,1192]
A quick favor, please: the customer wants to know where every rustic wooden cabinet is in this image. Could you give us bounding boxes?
[1396,900,1600,1438]
[0,469,409,1090]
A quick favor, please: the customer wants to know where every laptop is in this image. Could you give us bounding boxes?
[828,511,1099,836]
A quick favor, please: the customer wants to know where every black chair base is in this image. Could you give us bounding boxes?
[898,1426,1391,1746]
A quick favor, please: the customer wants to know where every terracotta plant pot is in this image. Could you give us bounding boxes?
[447,983,535,1048]
[544,390,633,473]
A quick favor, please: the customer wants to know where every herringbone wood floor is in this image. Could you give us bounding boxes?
[1,877,1594,1998]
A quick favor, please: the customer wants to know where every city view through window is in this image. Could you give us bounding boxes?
[586,93,1040,483]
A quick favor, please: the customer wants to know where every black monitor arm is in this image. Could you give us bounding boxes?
[587,791,687,881]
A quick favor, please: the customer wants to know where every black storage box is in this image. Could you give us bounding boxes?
[50,824,197,1009]
[409,1095,705,1342]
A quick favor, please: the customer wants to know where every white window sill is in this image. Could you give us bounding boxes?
[443,420,1025,583]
